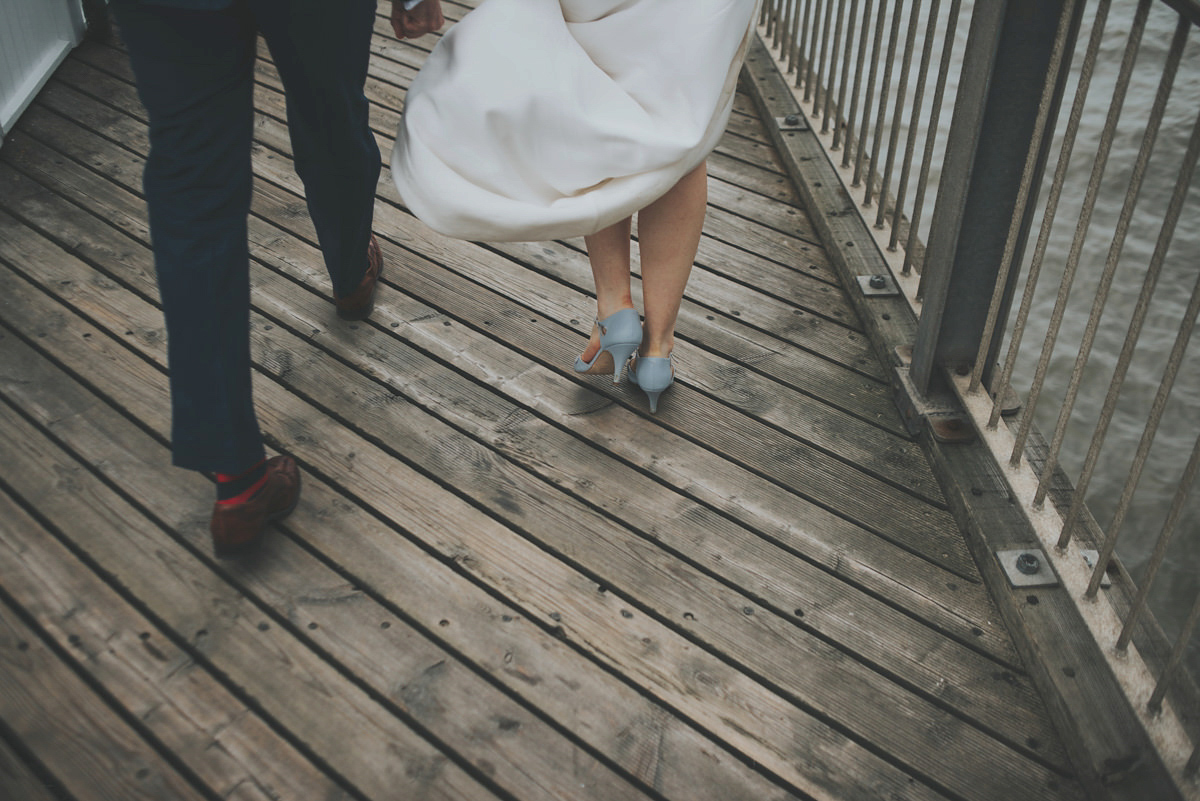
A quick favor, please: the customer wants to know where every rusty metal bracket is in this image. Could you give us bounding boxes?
[893,346,975,443]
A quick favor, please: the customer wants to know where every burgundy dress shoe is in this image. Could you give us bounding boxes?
[335,234,383,321]
[210,455,301,557]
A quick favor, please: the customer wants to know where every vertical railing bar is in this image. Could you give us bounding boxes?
[891,0,940,252]
[783,0,798,75]
[876,0,922,231]
[987,0,1113,429]
[1046,21,1190,555]
[1149,575,1200,714]
[822,0,847,135]
[787,0,802,76]
[782,0,792,74]
[1119,432,1200,653]
[815,0,835,124]
[805,0,826,102]
[864,0,905,208]
[853,0,888,185]
[907,0,961,280]
[1036,15,1187,516]
[1009,0,1150,471]
[796,0,814,91]
[772,0,784,48]
[844,0,876,168]
[816,0,835,122]
[760,0,772,27]
[832,0,860,151]
[965,0,1080,394]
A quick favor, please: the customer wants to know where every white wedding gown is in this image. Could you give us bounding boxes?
[391,0,759,242]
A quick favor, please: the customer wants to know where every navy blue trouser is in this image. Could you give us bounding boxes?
[111,0,381,473]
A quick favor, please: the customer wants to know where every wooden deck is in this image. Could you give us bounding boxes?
[0,4,1085,800]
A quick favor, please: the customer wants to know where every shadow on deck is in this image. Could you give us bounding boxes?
[0,4,1082,800]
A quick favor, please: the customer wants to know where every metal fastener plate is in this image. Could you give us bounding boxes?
[775,114,808,131]
[857,273,898,296]
[998,549,1059,587]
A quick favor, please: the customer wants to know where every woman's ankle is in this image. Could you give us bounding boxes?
[596,298,636,321]
[639,337,674,359]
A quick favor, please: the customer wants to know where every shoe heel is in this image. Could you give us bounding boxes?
[629,353,674,414]
[606,342,638,383]
[574,308,642,383]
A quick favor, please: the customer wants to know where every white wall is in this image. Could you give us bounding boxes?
[1,0,87,145]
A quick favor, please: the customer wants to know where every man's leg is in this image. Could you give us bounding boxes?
[111,1,267,474]
[112,1,301,557]
[111,0,265,474]
[253,0,382,301]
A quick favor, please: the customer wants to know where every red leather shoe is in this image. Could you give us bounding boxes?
[210,455,301,557]
[335,234,383,321]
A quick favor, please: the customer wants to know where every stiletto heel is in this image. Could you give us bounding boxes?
[574,308,642,383]
[628,352,674,413]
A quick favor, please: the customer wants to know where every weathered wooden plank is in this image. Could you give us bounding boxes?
[226,225,1056,765]
[9,123,964,594]
[50,49,886,426]
[0,480,354,801]
[0,583,208,801]
[708,148,802,206]
[725,108,773,144]
[0,234,951,801]
[0,149,1020,674]
[351,247,1016,663]
[0,337,662,801]
[11,59,974,587]
[246,273,1068,766]
[702,176,821,251]
[234,320,1078,801]
[0,311,806,801]
[0,167,720,800]
[0,704,61,801]
[0,207,1076,801]
[713,122,794,176]
[3,83,1006,647]
[0,23,1094,796]
[0,397,503,801]
[13,74,957,559]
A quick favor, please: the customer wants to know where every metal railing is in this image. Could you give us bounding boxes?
[757,0,1200,791]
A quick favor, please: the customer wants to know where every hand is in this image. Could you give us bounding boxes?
[392,0,444,39]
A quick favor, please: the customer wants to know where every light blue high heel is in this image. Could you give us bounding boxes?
[628,352,674,414]
[574,308,642,383]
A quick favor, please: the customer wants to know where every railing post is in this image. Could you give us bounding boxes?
[910,0,1082,395]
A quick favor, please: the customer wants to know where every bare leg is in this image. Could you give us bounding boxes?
[579,215,635,363]
[636,161,707,358]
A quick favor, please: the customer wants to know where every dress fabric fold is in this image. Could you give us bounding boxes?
[392,0,760,242]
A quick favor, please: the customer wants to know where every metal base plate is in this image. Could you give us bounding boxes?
[998,549,1059,587]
